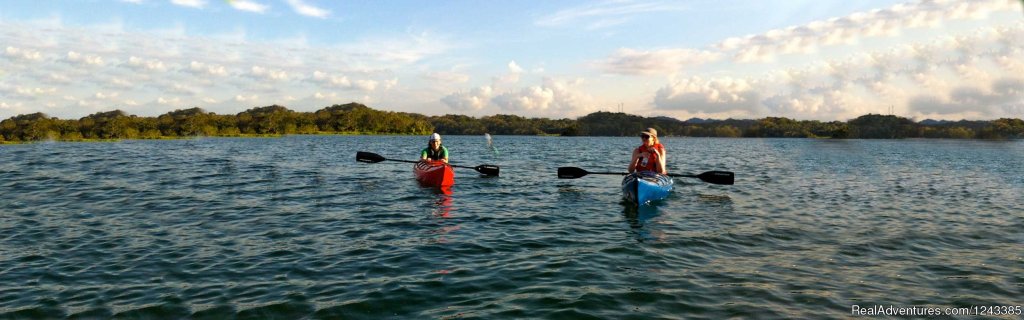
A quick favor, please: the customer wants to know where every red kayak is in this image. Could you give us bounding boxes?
[414,160,454,187]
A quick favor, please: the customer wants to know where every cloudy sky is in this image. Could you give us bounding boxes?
[1,0,1021,121]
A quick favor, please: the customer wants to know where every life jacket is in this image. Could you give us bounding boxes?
[421,145,449,160]
[635,143,665,172]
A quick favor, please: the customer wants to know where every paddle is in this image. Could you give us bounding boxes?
[557,167,734,185]
[357,151,500,176]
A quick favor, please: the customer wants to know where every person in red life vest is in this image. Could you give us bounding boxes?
[628,128,667,175]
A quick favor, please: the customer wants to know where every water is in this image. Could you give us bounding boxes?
[1,136,1022,319]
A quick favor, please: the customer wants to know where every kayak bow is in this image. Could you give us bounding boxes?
[621,171,673,205]
[414,160,455,187]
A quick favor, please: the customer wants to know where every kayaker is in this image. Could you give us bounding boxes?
[420,133,449,164]
[628,128,667,175]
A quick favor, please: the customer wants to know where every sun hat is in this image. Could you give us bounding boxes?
[640,128,657,138]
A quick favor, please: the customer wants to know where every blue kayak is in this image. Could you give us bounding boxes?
[621,171,674,205]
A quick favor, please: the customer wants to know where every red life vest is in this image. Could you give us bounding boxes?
[635,143,665,172]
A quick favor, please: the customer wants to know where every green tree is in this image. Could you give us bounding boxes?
[79,110,137,139]
[944,127,974,139]
[1,113,59,141]
[848,114,918,139]
[714,125,742,137]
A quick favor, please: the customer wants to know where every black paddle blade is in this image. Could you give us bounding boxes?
[475,164,500,176]
[557,167,588,179]
[697,171,734,185]
[356,151,386,163]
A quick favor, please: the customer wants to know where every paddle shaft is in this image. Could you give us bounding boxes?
[371,156,468,168]
[557,166,733,185]
[357,151,499,176]
[382,158,419,164]
[562,170,683,176]
[375,157,473,170]
[577,171,689,178]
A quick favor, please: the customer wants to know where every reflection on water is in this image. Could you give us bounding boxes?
[622,204,665,243]
[431,187,453,218]
[0,136,1021,319]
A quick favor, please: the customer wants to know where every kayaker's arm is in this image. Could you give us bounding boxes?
[656,146,667,175]
[627,149,640,173]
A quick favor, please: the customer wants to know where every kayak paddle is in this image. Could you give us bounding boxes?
[357,151,500,176]
[557,166,734,185]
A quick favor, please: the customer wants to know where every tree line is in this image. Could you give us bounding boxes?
[2,103,1022,142]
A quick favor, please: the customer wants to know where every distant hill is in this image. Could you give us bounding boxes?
[918,119,951,126]
[2,105,1022,142]
[650,116,684,123]
[683,117,718,124]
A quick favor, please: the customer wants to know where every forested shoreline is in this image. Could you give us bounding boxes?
[2,102,1022,143]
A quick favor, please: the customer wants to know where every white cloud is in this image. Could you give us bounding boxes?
[308,71,391,92]
[338,31,453,67]
[480,60,527,87]
[249,65,288,81]
[10,86,57,99]
[125,56,168,72]
[156,96,183,105]
[167,83,199,96]
[188,61,227,76]
[507,61,524,74]
[44,73,72,85]
[66,51,104,66]
[537,1,687,29]
[311,71,351,87]
[3,1,1021,121]
[94,92,120,100]
[762,88,877,120]
[909,78,1024,117]
[352,79,379,91]
[313,92,337,100]
[711,0,1019,64]
[423,71,470,84]
[381,78,398,91]
[442,77,593,116]
[0,17,447,118]
[596,48,719,75]
[538,77,593,115]
[441,86,493,111]
[234,94,259,102]
[491,78,595,115]
[493,86,554,112]
[5,46,43,61]
[653,76,761,115]
[228,0,268,13]
[0,101,20,110]
[170,0,206,9]
[632,1,1024,120]
[104,77,137,90]
[285,0,330,18]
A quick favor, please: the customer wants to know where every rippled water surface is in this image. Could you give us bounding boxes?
[2,136,1022,319]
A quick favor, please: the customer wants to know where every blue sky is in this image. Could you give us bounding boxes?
[1,0,1022,121]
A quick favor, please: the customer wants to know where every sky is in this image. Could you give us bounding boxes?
[0,0,1022,121]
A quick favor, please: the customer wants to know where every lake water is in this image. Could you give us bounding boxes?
[1,136,1022,319]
